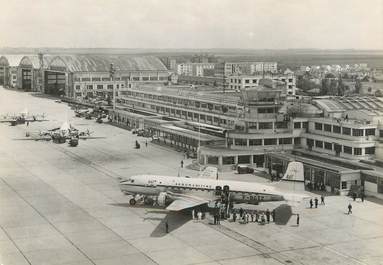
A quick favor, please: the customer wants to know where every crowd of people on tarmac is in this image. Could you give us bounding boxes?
[190,206,278,226]
[230,208,276,225]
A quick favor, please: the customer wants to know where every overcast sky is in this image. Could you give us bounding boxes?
[0,0,382,49]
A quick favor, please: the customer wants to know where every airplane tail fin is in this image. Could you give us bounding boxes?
[274,162,305,192]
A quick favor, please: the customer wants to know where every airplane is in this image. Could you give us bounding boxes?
[119,162,309,211]
[0,108,48,126]
[16,121,104,147]
[74,108,93,118]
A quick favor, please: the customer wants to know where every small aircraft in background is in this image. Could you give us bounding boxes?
[17,121,105,147]
[74,108,93,118]
[0,108,48,126]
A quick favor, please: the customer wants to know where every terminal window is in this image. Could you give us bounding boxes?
[341,181,347,189]
[324,124,332,132]
[249,139,262,146]
[279,138,292,144]
[333,125,341,134]
[235,139,247,146]
[342,127,351,135]
[259,122,273,129]
[365,147,375,155]
[343,146,352,154]
[264,138,277,145]
[352,129,364,136]
[354,148,362,155]
[324,142,332,150]
[294,122,301,129]
[315,140,323,148]
[365,129,376,136]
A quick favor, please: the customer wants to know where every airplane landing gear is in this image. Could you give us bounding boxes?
[129,198,136,205]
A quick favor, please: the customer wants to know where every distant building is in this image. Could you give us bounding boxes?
[229,73,296,95]
[215,61,278,77]
[176,63,215,77]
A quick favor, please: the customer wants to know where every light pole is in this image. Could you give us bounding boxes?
[109,63,116,111]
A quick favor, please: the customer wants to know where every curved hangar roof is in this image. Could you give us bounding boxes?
[48,55,167,73]
[19,55,53,69]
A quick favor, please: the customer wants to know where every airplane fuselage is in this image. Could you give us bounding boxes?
[120,175,285,205]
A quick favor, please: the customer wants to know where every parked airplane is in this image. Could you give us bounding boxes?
[0,108,48,126]
[17,122,104,146]
[119,162,309,211]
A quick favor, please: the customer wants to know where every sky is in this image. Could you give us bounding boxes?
[0,0,382,49]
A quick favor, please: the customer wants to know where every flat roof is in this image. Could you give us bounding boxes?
[313,96,383,112]
[126,86,242,106]
[160,124,222,142]
[268,151,359,173]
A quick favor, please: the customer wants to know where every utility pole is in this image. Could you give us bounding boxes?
[38,52,44,93]
[109,63,116,111]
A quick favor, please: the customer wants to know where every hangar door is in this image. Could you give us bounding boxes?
[45,71,66,96]
[21,69,32,91]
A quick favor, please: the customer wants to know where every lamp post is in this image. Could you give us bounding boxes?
[109,63,116,111]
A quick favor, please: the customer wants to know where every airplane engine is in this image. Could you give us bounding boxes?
[157,192,169,207]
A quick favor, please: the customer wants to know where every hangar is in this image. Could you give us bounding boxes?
[18,55,51,91]
[45,54,170,98]
[0,55,25,88]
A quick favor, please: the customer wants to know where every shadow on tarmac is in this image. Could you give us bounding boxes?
[109,202,191,237]
[274,204,293,225]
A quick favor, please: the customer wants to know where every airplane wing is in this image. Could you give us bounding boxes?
[78,136,106,140]
[197,166,218,180]
[24,118,49,122]
[13,136,52,141]
[166,192,209,211]
[166,197,208,211]
[0,119,15,123]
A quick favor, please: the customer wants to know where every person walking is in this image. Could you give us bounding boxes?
[348,203,352,214]
[197,211,202,222]
[239,208,244,218]
[314,197,318,208]
[296,214,300,226]
[180,160,184,168]
[320,195,325,205]
[266,209,270,223]
[271,209,276,222]
[165,220,169,233]
[145,140,148,147]
[309,199,313,208]
[233,212,237,222]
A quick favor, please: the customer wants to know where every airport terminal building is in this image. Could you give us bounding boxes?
[109,84,383,197]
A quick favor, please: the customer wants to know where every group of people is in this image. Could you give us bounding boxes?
[192,209,206,222]
[230,208,275,225]
[309,195,325,208]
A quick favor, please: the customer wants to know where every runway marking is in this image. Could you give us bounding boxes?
[0,225,32,265]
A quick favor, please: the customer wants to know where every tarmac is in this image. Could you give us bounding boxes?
[0,86,383,265]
